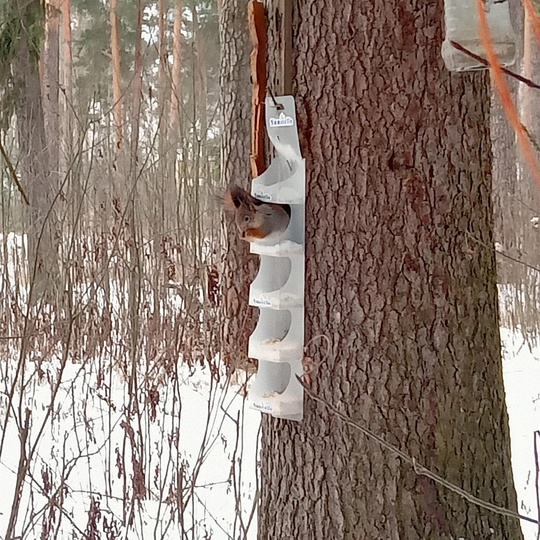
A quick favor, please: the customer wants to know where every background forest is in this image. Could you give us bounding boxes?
[0,1,253,539]
[1,0,540,538]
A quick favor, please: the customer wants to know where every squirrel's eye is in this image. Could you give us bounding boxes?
[244,216,250,222]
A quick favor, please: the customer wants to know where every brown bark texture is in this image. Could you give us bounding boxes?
[258,2,523,539]
[219,0,259,370]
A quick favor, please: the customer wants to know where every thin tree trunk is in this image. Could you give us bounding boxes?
[188,1,208,264]
[521,10,539,129]
[170,0,183,136]
[157,0,170,224]
[43,0,61,180]
[131,0,143,157]
[512,6,540,335]
[491,0,523,284]
[61,0,73,169]
[258,2,523,538]
[170,0,183,225]
[110,0,123,151]
[193,1,208,158]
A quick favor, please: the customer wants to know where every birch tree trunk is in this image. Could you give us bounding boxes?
[258,2,523,538]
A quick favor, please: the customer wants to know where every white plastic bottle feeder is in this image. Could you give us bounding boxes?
[441,0,516,71]
[247,96,305,422]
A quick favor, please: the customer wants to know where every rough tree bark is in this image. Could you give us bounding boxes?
[218,0,258,370]
[258,2,524,539]
[12,0,59,301]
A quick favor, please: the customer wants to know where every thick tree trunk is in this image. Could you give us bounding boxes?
[218,0,258,370]
[12,0,59,301]
[258,2,523,539]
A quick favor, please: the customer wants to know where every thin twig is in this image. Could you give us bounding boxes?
[0,136,29,205]
[450,41,540,89]
[495,249,540,275]
[524,125,540,156]
[466,231,540,276]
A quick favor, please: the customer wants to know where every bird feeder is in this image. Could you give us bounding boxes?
[247,96,305,421]
[441,0,516,71]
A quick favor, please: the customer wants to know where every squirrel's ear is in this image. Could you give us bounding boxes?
[228,185,251,205]
[217,185,242,212]
[223,189,240,211]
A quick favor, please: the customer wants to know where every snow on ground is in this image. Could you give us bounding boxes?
[0,328,539,538]
[501,327,540,539]
[0,361,260,539]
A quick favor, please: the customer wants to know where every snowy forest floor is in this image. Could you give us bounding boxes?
[0,310,539,539]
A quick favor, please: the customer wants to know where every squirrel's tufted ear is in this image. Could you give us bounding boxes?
[216,184,246,212]
[225,184,260,210]
[223,188,240,211]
